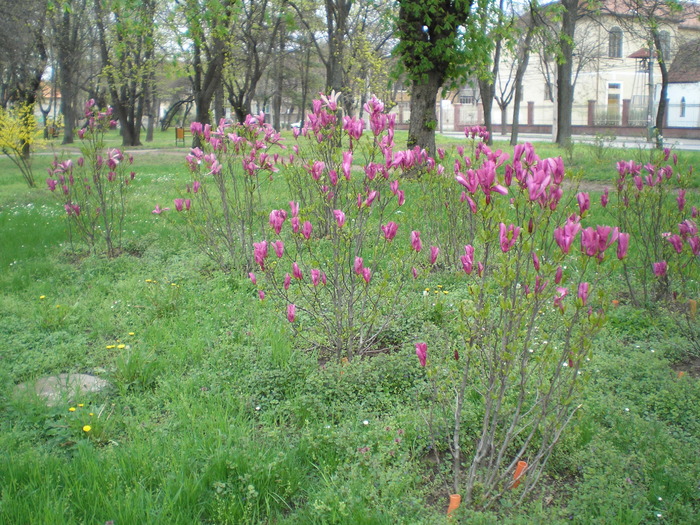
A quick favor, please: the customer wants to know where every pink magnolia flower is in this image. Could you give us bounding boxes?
[362,267,372,283]
[578,282,590,306]
[410,231,422,252]
[535,275,548,294]
[677,189,687,211]
[272,240,284,258]
[292,262,303,280]
[363,190,378,208]
[601,188,609,208]
[397,190,405,206]
[253,241,268,268]
[532,252,540,272]
[667,234,684,254]
[382,221,398,241]
[499,223,521,253]
[333,209,346,228]
[248,272,257,285]
[289,201,299,217]
[184,199,191,211]
[617,232,630,259]
[679,219,697,238]
[174,199,184,212]
[415,342,427,367]
[47,178,57,191]
[576,192,590,216]
[554,216,582,254]
[555,266,563,284]
[429,246,439,265]
[328,169,338,185]
[412,267,418,279]
[461,245,475,274]
[287,303,296,323]
[354,256,364,275]
[152,204,169,214]
[554,287,568,312]
[291,217,300,233]
[653,261,668,277]
[192,180,201,193]
[269,209,287,234]
[302,221,312,239]
[283,273,291,290]
[311,269,321,286]
[342,151,352,180]
[688,236,700,256]
[258,290,265,301]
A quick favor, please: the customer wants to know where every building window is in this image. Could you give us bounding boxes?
[459,95,474,104]
[659,30,671,62]
[609,27,623,58]
[681,97,686,117]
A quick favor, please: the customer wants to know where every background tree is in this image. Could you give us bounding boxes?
[510,3,539,145]
[605,0,698,146]
[95,0,158,146]
[49,0,95,144]
[222,0,284,123]
[178,0,235,126]
[478,0,514,145]
[395,0,491,155]
[0,0,48,161]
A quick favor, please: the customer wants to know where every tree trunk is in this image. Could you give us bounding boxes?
[510,23,534,146]
[555,0,578,146]
[407,69,443,157]
[500,104,508,135]
[273,22,285,131]
[653,33,669,148]
[479,79,495,145]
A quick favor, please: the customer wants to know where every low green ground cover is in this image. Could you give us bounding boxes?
[1,130,699,523]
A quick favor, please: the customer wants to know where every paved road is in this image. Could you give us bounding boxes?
[441,131,700,151]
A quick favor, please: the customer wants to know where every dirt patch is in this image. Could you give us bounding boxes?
[671,356,700,378]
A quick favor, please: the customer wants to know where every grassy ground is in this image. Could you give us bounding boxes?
[1,130,699,524]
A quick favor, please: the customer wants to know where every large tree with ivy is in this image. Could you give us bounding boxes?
[395,0,491,155]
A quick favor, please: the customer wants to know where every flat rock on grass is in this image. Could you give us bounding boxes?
[15,373,110,406]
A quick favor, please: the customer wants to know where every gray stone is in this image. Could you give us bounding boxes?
[15,373,110,406]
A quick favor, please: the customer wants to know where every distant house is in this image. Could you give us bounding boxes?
[427,1,700,135]
[667,39,700,127]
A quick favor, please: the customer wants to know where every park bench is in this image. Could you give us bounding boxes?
[175,127,191,146]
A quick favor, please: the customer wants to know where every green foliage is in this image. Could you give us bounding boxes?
[0,104,42,187]
[1,135,700,523]
[394,0,492,87]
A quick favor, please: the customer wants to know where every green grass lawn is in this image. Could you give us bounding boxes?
[1,130,699,524]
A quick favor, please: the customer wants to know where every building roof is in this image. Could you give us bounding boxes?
[669,39,700,82]
[628,47,651,58]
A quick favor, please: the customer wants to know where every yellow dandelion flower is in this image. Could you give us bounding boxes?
[117,344,126,349]
[106,345,116,349]
[55,305,61,308]
[424,288,430,292]
[83,425,91,432]
[39,295,46,299]
[171,283,177,287]
[145,279,153,283]
[78,403,84,407]
[89,413,94,416]
[69,407,76,412]
[128,332,135,336]
[437,285,443,288]
[443,291,449,295]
